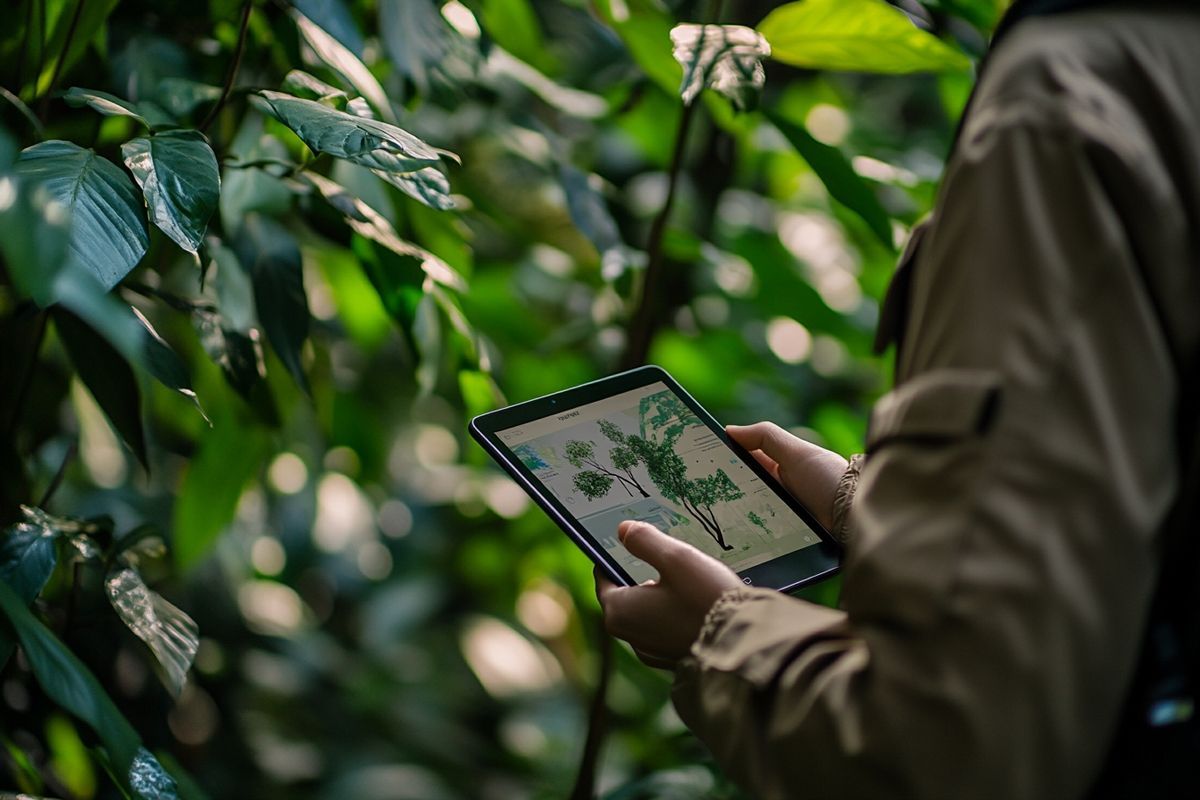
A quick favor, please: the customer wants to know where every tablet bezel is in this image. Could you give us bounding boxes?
[468,365,842,592]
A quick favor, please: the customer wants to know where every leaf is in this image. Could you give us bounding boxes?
[559,165,622,255]
[766,108,893,249]
[15,141,149,291]
[0,507,63,604]
[0,162,72,307]
[132,307,206,418]
[121,130,220,253]
[154,78,223,119]
[758,0,972,74]
[281,70,349,105]
[63,87,148,125]
[251,90,441,174]
[379,0,449,95]
[304,172,465,290]
[234,214,311,393]
[219,119,293,236]
[172,418,269,571]
[54,309,149,467]
[478,0,555,74]
[670,24,771,110]
[595,0,681,98]
[292,8,395,123]
[293,0,366,55]
[459,370,505,419]
[33,0,121,96]
[373,166,454,211]
[105,564,199,697]
[193,309,266,399]
[0,582,180,800]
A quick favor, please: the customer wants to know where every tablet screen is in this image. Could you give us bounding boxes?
[494,382,823,584]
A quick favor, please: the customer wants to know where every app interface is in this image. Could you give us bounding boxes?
[496,383,820,583]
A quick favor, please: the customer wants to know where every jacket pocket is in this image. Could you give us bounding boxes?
[846,368,1004,630]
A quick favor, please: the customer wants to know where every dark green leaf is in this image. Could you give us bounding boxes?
[251,90,441,173]
[154,78,223,119]
[15,141,149,291]
[122,130,220,253]
[105,563,199,697]
[379,0,448,95]
[0,506,63,604]
[132,308,205,418]
[234,214,311,392]
[766,108,893,249]
[54,308,149,467]
[0,581,180,799]
[63,87,148,125]
[758,0,972,74]
[193,309,266,398]
[172,418,269,571]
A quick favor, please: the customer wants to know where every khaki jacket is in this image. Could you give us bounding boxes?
[672,7,1200,799]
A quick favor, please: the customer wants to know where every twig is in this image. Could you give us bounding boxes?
[39,0,88,120]
[37,442,78,508]
[0,86,44,138]
[569,622,614,800]
[200,0,254,133]
[4,310,47,442]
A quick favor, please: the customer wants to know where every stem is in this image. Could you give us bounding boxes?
[39,0,87,120]
[0,86,44,139]
[14,0,33,89]
[569,619,613,800]
[37,442,77,508]
[200,0,253,133]
[3,310,47,442]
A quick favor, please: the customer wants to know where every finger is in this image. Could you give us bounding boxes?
[746,447,781,482]
[726,422,803,465]
[617,520,686,575]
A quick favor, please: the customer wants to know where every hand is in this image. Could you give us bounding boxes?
[595,520,744,668]
[726,422,848,532]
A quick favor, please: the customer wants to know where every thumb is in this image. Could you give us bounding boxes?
[618,520,684,575]
[727,421,804,464]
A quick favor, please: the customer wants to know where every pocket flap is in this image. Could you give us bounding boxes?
[867,369,1002,452]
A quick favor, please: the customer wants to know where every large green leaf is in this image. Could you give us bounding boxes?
[122,130,220,253]
[54,308,149,467]
[251,90,441,173]
[291,8,395,123]
[15,141,149,291]
[758,0,972,74]
[234,214,311,392]
[766,108,893,249]
[0,582,179,799]
[173,418,269,571]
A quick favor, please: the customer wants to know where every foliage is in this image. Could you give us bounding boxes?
[0,0,995,797]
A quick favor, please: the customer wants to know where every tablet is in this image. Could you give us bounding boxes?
[469,365,841,592]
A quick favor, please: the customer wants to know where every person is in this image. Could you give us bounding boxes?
[594,1,1200,797]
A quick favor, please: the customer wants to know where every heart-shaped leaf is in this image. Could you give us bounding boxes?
[15,141,149,290]
[122,130,220,253]
[758,0,972,74]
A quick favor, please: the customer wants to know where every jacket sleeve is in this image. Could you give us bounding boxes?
[671,74,1183,800]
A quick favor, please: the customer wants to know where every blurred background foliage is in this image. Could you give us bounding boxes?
[0,0,1002,797]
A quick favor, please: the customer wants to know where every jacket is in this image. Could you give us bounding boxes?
[671,6,1200,798]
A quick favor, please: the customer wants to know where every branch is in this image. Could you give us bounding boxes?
[200,0,254,133]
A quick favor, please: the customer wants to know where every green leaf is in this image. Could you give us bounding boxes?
[234,214,311,393]
[0,164,72,307]
[765,108,893,249]
[219,119,293,236]
[173,418,269,571]
[251,90,441,173]
[304,172,465,290]
[559,164,622,256]
[595,0,681,98]
[105,563,199,697]
[758,0,972,74]
[281,69,349,106]
[0,507,63,604]
[670,24,770,110]
[291,8,395,123]
[64,87,148,125]
[15,141,149,291]
[34,0,121,96]
[478,0,556,74]
[154,78,223,120]
[54,308,149,467]
[193,309,267,399]
[379,0,449,95]
[374,165,454,211]
[459,369,505,419]
[45,714,97,799]
[132,307,205,417]
[122,130,220,253]
[294,0,366,54]
[0,581,179,800]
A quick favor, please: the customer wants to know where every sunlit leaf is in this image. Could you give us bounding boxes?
[478,0,555,73]
[122,130,220,253]
[281,69,349,106]
[379,0,448,95]
[64,86,148,125]
[0,581,179,799]
[234,214,311,392]
[670,24,770,110]
[131,307,207,419]
[292,8,395,122]
[374,165,454,211]
[766,108,893,249]
[15,141,149,291]
[32,0,120,95]
[251,90,441,174]
[758,0,972,74]
[54,308,149,467]
[173,419,270,571]
[459,369,505,419]
[294,0,367,56]
[0,506,63,603]
[304,172,465,290]
[46,714,97,799]
[105,564,200,697]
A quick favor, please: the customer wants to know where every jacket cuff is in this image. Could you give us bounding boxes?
[830,454,865,546]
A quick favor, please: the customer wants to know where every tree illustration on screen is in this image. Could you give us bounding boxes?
[565,438,650,499]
